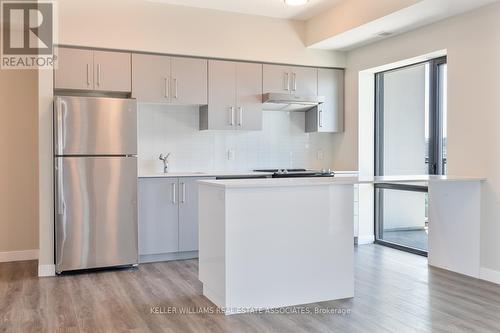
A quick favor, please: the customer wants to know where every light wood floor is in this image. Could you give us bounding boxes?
[2,245,500,333]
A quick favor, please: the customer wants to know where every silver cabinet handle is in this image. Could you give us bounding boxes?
[284,72,289,91]
[164,77,169,98]
[319,109,323,128]
[229,107,235,126]
[172,182,177,204]
[181,182,186,203]
[292,72,297,91]
[86,64,91,86]
[97,64,101,87]
[173,78,178,99]
[237,106,243,127]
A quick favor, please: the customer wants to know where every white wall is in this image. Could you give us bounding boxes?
[341,2,500,274]
[56,0,345,68]
[138,105,336,174]
[0,69,39,260]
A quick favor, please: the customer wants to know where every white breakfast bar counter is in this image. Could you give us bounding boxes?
[197,175,485,314]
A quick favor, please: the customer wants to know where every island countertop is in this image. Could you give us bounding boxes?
[198,175,486,189]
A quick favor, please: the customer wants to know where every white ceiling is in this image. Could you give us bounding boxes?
[146,0,344,20]
[309,0,500,50]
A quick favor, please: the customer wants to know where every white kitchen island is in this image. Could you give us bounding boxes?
[198,177,362,314]
[198,175,487,314]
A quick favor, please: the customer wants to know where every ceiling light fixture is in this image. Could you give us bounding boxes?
[284,0,309,6]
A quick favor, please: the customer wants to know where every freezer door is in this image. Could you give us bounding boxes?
[55,156,138,272]
[54,96,137,156]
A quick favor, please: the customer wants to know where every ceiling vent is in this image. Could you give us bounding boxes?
[376,32,393,37]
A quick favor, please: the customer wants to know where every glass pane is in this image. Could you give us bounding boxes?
[381,64,429,175]
[378,188,428,251]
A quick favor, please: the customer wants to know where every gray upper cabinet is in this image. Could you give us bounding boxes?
[138,178,179,256]
[291,66,318,96]
[263,64,290,94]
[132,53,171,103]
[55,47,131,93]
[132,54,207,105]
[236,62,263,131]
[54,48,93,91]
[306,68,344,133]
[170,57,207,105]
[201,60,236,130]
[201,60,262,130]
[93,51,131,93]
[263,64,317,95]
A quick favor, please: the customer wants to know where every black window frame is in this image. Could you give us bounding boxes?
[374,56,447,256]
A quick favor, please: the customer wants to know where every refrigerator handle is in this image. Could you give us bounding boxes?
[56,158,64,215]
[56,98,67,155]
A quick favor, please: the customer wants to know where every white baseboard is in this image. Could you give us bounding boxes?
[0,249,38,262]
[357,235,375,245]
[480,267,500,285]
[38,264,56,277]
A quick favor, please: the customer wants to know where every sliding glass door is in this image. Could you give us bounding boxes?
[375,57,447,255]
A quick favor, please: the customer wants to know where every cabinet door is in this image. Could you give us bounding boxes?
[171,57,208,105]
[318,68,344,133]
[290,66,317,95]
[132,54,171,103]
[236,62,263,131]
[207,60,236,130]
[138,178,179,255]
[263,64,291,94]
[54,47,93,90]
[178,177,215,252]
[94,50,131,92]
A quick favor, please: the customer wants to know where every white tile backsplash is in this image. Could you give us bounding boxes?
[138,104,336,174]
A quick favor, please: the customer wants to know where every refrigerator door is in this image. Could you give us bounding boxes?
[55,156,138,273]
[54,96,137,156]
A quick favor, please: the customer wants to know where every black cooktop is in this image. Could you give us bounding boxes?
[254,169,335,178]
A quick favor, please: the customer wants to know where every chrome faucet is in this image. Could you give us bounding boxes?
[159,153,171,174]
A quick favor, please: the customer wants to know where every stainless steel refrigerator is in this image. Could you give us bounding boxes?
[54,96,138,273]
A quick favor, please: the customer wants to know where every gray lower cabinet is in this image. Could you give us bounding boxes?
[138,176,214,261]
[200,60,262,130]
[306,68,344,133]
[178,178,201,252]
[138,178,179,255]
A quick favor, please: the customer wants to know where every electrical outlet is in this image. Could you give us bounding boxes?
[317,150,324,161]
[227,148,235,161]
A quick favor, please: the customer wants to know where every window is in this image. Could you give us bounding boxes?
[374,57,447,255]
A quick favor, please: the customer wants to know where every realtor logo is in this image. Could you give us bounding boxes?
[1,0,56,69]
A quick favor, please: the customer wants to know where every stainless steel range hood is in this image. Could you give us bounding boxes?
[262,93,325,112]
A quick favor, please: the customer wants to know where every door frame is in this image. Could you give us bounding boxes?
[374,56,447,255]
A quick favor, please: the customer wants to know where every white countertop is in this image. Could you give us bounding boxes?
[367,175,486,183]
[198,177,365,188]
[138,170,359,178]
[198,175,486,189]
[138,171,274,178]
